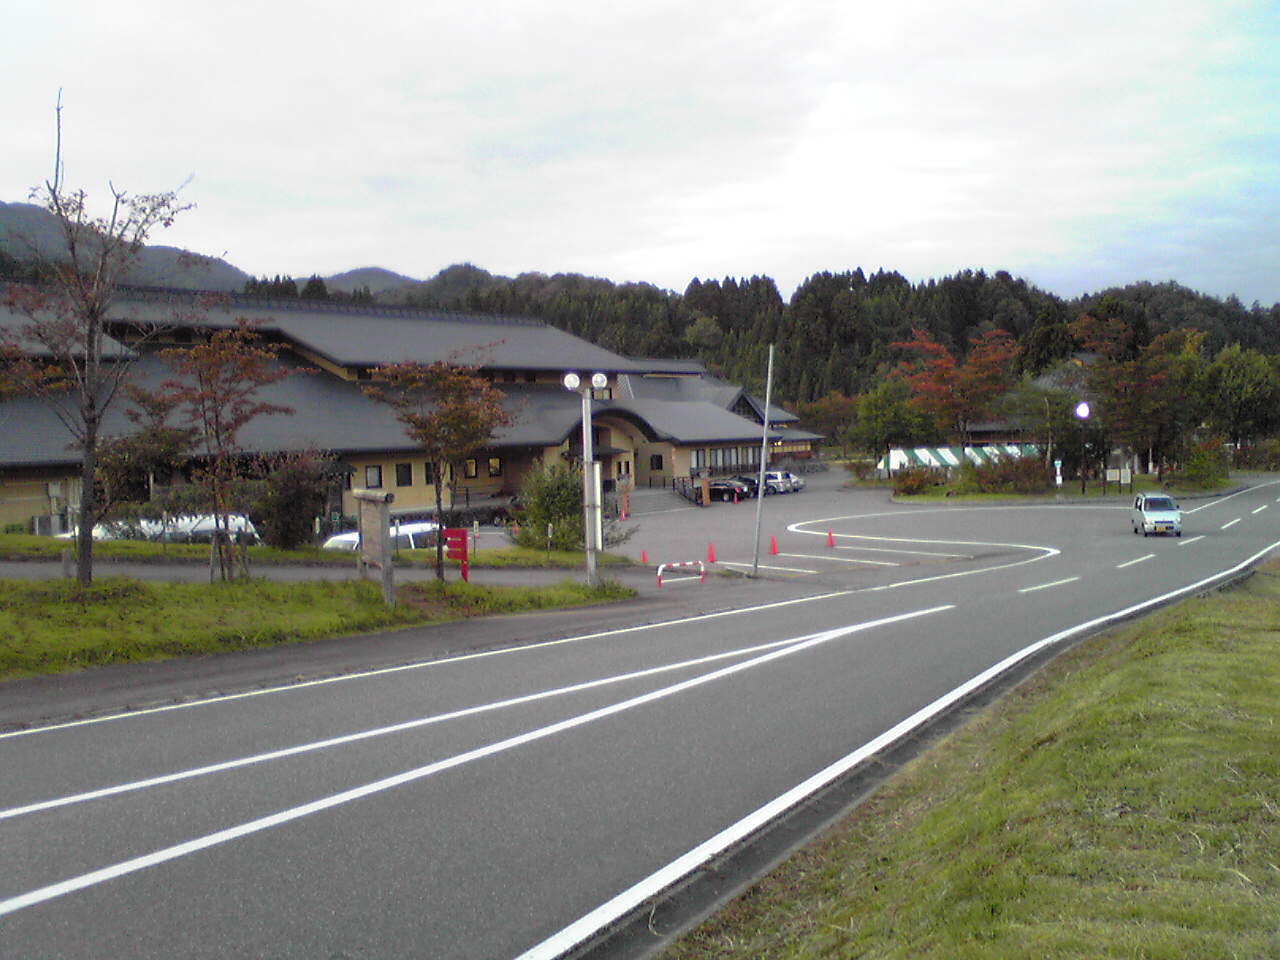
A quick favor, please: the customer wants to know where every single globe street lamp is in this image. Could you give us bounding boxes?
[1074,401,1090,495]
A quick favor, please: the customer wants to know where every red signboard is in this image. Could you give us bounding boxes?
[443,527,469,582]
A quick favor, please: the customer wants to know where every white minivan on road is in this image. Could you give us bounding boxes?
[1131,494,1182,537]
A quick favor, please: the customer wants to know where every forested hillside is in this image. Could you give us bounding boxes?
[392,265,1280,407]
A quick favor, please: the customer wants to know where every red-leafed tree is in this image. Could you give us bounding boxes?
[162,320,292,580]
[892,327,1019,451]
[0,98,189,584]
[365,360,510,581]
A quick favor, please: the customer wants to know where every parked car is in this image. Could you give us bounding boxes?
[322,521,439,551]
[1131,494,1182,537]
[731,475,769,497]
[56,514,259,544]
[707,478,752,502]
[762,470,799,493]
[779,471,805,492]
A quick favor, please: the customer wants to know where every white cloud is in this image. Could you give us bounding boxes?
[2,0,1277,303]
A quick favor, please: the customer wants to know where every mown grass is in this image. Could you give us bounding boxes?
[0,534,632,569]
[0,576,634,679]
[663,563,1280,959]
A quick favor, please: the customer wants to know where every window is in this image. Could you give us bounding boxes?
[464,459,478,479]
[692,449,707,471]
[394,462,413,486]
[650,454,663,471]
[364,465,382,489]
[487,457,503,477]
[710,447,726,469]
[524,372,537,383]
[423,462,436,485]
[503,371,517,383]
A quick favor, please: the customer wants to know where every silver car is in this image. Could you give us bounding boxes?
[1131,494,1182,537]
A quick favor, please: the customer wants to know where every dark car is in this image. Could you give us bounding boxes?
[732,475,772,497]
[707,478,752,502]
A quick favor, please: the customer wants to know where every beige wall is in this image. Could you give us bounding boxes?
[0,470,79,530]
[340,451,529,517]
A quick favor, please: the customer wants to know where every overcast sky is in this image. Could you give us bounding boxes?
[4,1,1278,305]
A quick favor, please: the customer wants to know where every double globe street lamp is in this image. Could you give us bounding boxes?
[563,372,609,586]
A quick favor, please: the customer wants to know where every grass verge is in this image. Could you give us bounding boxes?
[662,562,1280,959]
[0,576,633,680]
[0,534,631,569]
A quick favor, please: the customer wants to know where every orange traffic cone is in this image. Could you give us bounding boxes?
[707,542,716,563]
[769,535,778,555]
[641,549,648,565]
[826,529,835,548]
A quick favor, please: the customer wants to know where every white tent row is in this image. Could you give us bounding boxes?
[876,443,1040,473]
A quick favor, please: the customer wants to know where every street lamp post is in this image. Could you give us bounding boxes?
[564,372,608,587]
[1075,401,1091,495]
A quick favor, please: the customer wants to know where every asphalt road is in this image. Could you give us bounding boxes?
[3,474,1279,959]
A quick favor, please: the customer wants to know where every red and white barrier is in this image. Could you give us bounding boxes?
[656,560,706,588]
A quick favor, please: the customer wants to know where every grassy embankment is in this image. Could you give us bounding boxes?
[0,576,633,680]
[0,533,631,568]
[664,561,1280,959]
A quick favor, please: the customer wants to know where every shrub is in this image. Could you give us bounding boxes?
[893,466,944,496]
[248,451,335,549]
[971,455,1054,494]
[1232,439,1280,471]
[513,462,584,551]
[1178,437,1230,488]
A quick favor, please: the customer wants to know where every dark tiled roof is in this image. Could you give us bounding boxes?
[105,293,650,374]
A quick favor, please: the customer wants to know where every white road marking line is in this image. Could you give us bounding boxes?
[0,590,856,741]
[1184,479,1280,513]
[1222,518,1241,530]
[715,561,819,574]
[1117,554,1155,569]
[657,576,701,584]
[1018,577,1080,594]
[836,544,971,558]
[1252,505,1267,514]
[780,553,898,567]
[0,631,845,822]
[0,605,954,919]
[518,534,1280,960]
[1178,535,1205,546]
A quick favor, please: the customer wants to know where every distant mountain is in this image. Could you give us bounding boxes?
[0,200,249,291]
[324,266,419,295]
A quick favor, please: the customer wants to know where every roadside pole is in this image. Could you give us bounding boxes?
[750,344,775,578]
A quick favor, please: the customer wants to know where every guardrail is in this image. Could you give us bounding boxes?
[656,560,706,588]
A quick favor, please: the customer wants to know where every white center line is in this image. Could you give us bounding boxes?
[1117,554,1155,569]
[1018,576,1080,594]
[0,605,954,920]
[1222,518,1241,530]
[1252,505,1268,515]
[1178,535,1205,546]
[780,553,898,567]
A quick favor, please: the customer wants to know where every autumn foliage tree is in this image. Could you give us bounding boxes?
[0,101,189,583]
[365,360,511,580]
[1069,313,1206,476]
[892,328,1019,451]
[162,320,292,579]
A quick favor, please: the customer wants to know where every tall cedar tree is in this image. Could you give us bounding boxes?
[892,328,1019,451]
[364,361,510,581]
[0,102,188,583]
[162,320,291,580]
